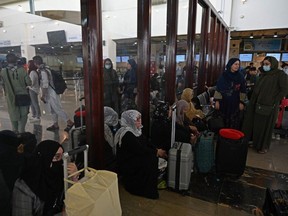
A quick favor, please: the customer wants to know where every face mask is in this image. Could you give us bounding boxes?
[263,65,271,72]
[105,64,111,69]
[283,68,288,74]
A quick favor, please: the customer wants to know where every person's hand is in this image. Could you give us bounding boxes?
[68,163,79,182]
[40,96,46,103]
[189,125,200,136]
[190,133,197,145]
[239,103,245,111]
[215,101,220,110]
[157,149,167,158]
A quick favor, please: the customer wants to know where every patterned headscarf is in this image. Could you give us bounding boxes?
[176,100,189,125]
[114,110,142,147]
[104,107,119,153]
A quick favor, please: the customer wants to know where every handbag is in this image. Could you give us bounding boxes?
[207,110,225,133]
[255,103,275,116]
[6,68,31,106]
[64,168,122,216]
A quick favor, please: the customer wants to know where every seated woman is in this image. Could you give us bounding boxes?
[150,101,171,153]
[181,88,206,132]
[12,140,78,216]
[104,106,119,171]
[175,100,198,145]
[114,110,167,199]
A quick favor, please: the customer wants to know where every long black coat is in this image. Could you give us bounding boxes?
[116,132,159,199]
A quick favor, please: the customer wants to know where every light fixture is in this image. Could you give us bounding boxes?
[273,32,278,38]
[241,0,247,3]
[17,5,22,11]
[2,29,7,33]
[249,33,253,39]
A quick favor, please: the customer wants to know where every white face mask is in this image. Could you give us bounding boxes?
[283,68,288,75]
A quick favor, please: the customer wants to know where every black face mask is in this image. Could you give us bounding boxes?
[49,160,63,177]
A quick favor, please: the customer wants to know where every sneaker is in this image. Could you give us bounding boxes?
[47,125,60,131]
[275,134,281,140]
[30,117,40,123]
[272,133,276,139]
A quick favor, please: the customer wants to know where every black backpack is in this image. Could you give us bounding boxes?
[45,68,67,94]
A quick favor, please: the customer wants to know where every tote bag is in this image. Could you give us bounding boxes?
[64,168,122,216]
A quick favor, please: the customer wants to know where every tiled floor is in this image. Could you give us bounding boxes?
[1,87,288,216]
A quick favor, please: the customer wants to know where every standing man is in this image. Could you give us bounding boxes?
[0,54,32,133]
[32,55,74,132]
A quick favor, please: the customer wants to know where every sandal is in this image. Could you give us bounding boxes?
[47,125,59,131]
[64,122,74,133]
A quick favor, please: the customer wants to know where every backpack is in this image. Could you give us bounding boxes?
[45,68,67,94]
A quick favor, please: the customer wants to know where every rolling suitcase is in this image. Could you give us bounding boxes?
[70,96,86,150]
[216,128,247,177]
[168,104,193,191]
[195,131,215,173]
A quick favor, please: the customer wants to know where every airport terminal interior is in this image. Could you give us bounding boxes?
[0,0,288,215]
[0,84,288,216]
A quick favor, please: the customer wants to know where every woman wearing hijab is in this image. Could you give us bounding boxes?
[104,106,119,171]
[12,140,77,216]
[0,130,23,216]
[121,59,137,112]
[114,110,166,199]
[103,58,120,114]
[175,100,197,145]
[214,58,246,129]
[242,56,288,154]
[151,101,172,153]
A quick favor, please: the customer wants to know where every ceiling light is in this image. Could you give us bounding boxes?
[18,5,22,11]
[249,33,253,39]
[3,29,7,33]
[273,32,278,38]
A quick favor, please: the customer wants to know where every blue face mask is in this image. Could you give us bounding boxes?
[263,65,271,72]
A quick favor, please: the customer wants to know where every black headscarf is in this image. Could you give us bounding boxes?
[21,140,64,213]
[0,130,22,191]
[216,58,245,93]
[103,58,114,72]
[153,101,170,124]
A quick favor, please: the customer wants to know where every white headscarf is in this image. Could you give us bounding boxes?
[104,107,119,153]
[114,110,142,148]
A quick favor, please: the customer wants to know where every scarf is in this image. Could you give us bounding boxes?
[21,140,64,209]
[176,100,189,126]
[114,110,142,148]
[181,88,205,120]
[104,107,119,154]
[216,58,245,93]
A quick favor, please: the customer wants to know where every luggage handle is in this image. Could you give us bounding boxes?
[63,145,89,192]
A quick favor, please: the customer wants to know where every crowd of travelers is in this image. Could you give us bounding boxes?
[0,54,288,215]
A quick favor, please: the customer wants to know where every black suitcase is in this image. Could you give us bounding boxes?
[215,129,248,177]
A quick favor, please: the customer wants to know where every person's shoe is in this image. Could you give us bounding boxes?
[47,125,59,131]
[30,117,40,123]
[64,122,74,133]
[272,133,276,139]
[275,134,281,141]
[258,149,268,154]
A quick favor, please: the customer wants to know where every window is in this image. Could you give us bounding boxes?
[121,56,129,63]
[239,53,252,62]
[176,54,185,62]
[266,53,281,61]
[281,53,288,62]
